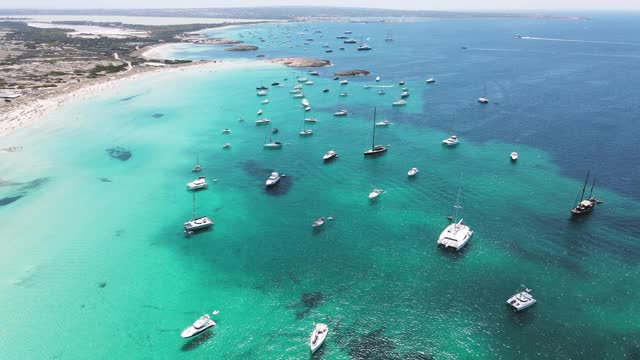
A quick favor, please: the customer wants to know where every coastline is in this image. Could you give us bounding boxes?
[0,59,270,138]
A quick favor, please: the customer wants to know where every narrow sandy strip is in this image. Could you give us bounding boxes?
[0,60,273,138]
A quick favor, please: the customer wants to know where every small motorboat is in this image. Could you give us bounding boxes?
[309,71,320,76]
[312,217,326,228]
[478,97,489,104]
[263,141,282,148]
[222,143,231,149]
[187,176,208,190]
[510,152,519,161]
[506,286,537,311]
[293,93,305,98]
[304,117,318,122]
[301,98,310,107]
[255,118,270,125]
[426,78,436,84]
[378,90,385,95]
[323,150,338,161]
[399,81,405,85]
[333,76,339,80]
[299,129,313,136]
[375,76,381,82]
[271,82,280,86]
[261,99,269,104]
[272,128,279,133]
[322,88,330,93]
[266,172,281,186]
[180,314,216,338]
[375,120,390,127]
[408,167,419,176]
[339,92,348,97]
[369,188,384,200]
[442,135,459,146]
[340,80,349,85]
[298,77,309,82]
[325,49,333,53]
[333,110,348,116]
[305,80,314,85]
[257,110,263,116]
[400,91,410,98]
[309,323,329,354]
[257,90,267,96]
[392,100,407,106]
[304,106,311,112]
[221,128,231,134]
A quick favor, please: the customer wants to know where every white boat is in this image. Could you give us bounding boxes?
[187,176,208,190]
[339,92,348,97]
[364,108,387,156]
[257,90,268,96]
[375,76,381,82]
[183,193,213,233]
[180,314,216,338]
[378,90,385,95]
[222,143,231,149]
[510,152,519,161]
[426,77,436,84]
[290,89,301,93]
[294,84,303,89]
[357,44,372,51]
[340,80,349,85]
[304,106,311,112]
[323,150,338,161]
[255,118,270,125]
[305,80,314,85]
[221,128,231,134]
[309,323,329,354]
[312,217,326,228]
[293,93,305,98]
[257,109,263,116]
[192,155,202,173]
[478,97,489,104]
[304,117,318,122]
[299,129,313,136]
[437,188,473,250]
[392,100,407,106]
[369,188,383,200]
[408,167,419,176]
[261,99,269,104]
[265,172,281,186]
[442,135,459,146]
[400,91,410,98]
[375,120,390,127]
[333,110,348,116]
[506,286,537,311]
[264,125,282,148]
[301,98,310,107]
[298,77,308,82]
[309,71,320,76]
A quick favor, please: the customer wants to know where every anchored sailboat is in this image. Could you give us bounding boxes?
[571,171,597,216]
[437,186,473,250]
[363,107,387,156]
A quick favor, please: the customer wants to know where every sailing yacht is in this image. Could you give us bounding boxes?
[299,111,313,136]
[437,188,473,250]
[478,85,489,103]
[183,192,213,233]
[385,30,393,42]
[309,323,329,354]
[186,176,208,190]
[571,171,597,216]
[191,155,202,173]
[364,108,387,155]
[264,124,283,148]
[357,37,372,51]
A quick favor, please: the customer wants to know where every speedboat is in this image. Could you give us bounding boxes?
[301,98,310,107]
[400,91,410,98]
[309,71,320,76]
[340,80,349,85]
[265,172,281,186]
[333,110,348,116]
[221,128,231,134]
[478,97,489,104]
[257,90,267,96]
[187,176,208,190]
[392,100,407,106]
[375,76,381,82]
[298,77,308,82]
[222,143,231,149]
[375,120,390,127]
[344,39,357,44]
[408,167,419,176]
[426,78,436,84]
[293,93,305,98]
[322,88,330,93]
[442,135,459,146]
[180,314,216,338]
[378,90,385,95]
[437,219,473,250]
[339,92,348,97]
[305,80,314,85]
[255,118,270,125]
[261,99,269,104]
[183,216,213,233]
[506,286,537,311]
[357,44,372,51]
[263,141,282,148]
[312,217,326,228]
[323,150,338,161]
[304,117,318,122]
[304,106,311,112]
[369,188,383,200]
[256,85,268,90]
[399,81,405,85]
[257,109,263,116]
[299,129,313,136]
[510,152,519,161]
[309,323,329,354]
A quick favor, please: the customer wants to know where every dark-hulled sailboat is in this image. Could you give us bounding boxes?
[363,107,387,156]
[571,171,597,216]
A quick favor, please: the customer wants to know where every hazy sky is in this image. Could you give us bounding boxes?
[3,0,639,11]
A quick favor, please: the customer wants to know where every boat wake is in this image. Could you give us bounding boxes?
[520,36,640,46]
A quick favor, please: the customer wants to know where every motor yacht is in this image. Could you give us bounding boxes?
[180,314,216,338]
[265,172,281,186]
[369,189,383,200]
[442,135,459,146]
[312,217,326,228]
[510,152,519,161]
[340,80,349,85]
[333,110,348,116]
[375,120,390,127]
[323,150,338,161]
[186,176,208,190]
[255,118,270,125]
[408,167,419,176]
[392,99,407,106]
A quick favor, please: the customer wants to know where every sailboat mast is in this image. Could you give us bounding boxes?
[589,178,596,198]
[579,170,590,201]
[192,192,196,218]
[372,107,377,149]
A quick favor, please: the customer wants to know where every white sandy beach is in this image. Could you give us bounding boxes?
[0,59,272,138]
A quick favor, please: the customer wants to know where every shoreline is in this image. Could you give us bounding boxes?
[0,59,271,138]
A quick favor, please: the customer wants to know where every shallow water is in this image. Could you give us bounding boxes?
[1,16,639,359]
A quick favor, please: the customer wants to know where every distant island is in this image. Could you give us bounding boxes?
[268,58,331,67]
[224,45,259,51]
[334,69,371,76]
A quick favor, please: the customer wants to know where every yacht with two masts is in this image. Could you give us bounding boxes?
[364,107,387,156]
[571,171,598,216]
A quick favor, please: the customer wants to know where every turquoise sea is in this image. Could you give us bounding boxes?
[1,15,639,359]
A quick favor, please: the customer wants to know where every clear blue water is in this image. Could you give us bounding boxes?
[1,16,639,359]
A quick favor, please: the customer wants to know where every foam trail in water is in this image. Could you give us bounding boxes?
[521,36,640,46]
